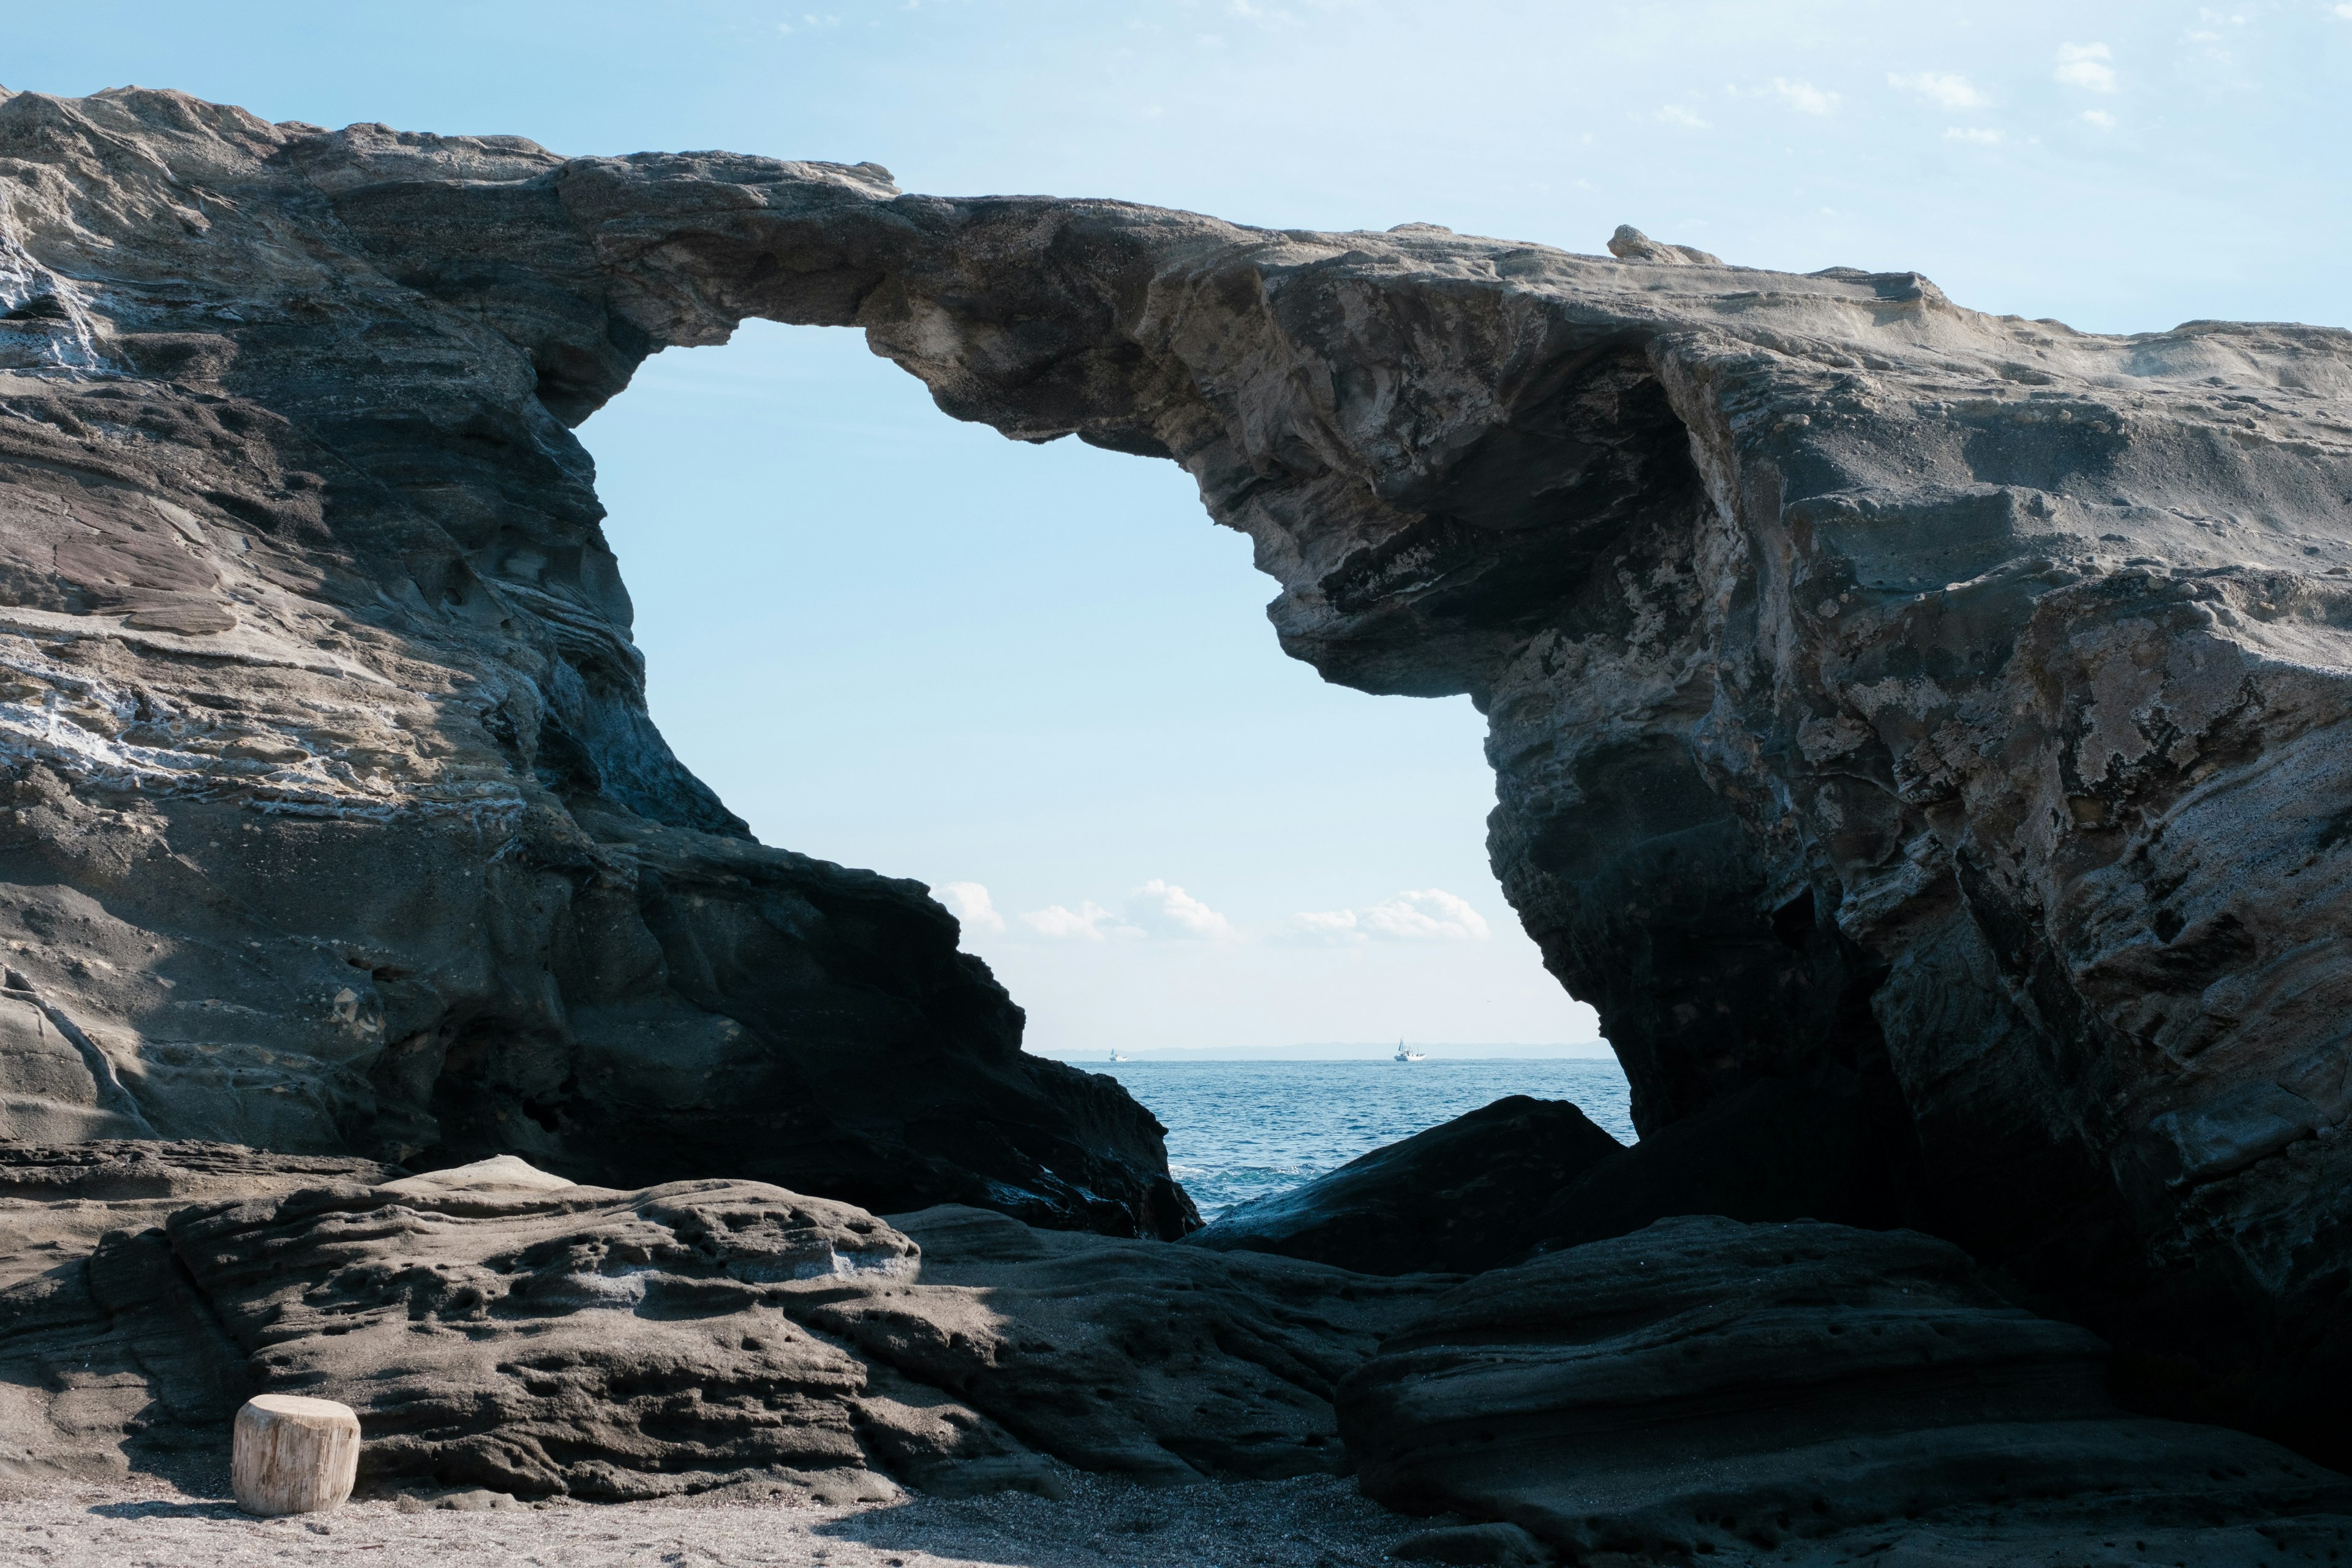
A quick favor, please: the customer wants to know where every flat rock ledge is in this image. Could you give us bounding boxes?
[1338,1215,2352,1565]
[0,1140,1449,1499]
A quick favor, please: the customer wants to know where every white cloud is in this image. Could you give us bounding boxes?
[2081,109,2116,129]
[1125,879,1235,941]
[1291,889,1492,943]
[935,881,1004,935]
[1945,126,2004,145]
[1654,105,1711,130]
[2337,2,2351,16]
[1768,79,1840,115]
[1888,71,1986,110]
[1291,910,1362,941]
[2056,42,2117,92]
[1021,901,1130,941]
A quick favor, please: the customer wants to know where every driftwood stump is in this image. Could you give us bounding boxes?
[232,1394,361,1515]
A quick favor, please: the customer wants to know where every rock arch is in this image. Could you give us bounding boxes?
[2,86,2350,1463]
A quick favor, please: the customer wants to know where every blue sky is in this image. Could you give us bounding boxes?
[12,2,2350,1054]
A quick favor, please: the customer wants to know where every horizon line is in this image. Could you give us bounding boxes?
[1025,1041,1618,1058]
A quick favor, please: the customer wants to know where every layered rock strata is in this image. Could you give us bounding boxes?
[1339,1216,2352,1565]
[0,85,2346,1452]
[0,1144,1449,1496]
[0,1140,398,1480]
[0,86,1189,1238]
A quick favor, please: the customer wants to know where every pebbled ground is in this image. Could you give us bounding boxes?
[0,1469,1408,1568]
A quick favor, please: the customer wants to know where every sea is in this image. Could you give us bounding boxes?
[1091,1057,1635,1222]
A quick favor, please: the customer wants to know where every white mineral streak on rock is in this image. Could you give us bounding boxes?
[0,223,102,371]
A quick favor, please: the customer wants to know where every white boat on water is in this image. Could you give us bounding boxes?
[1393,1041,1427,1063]
[1108,1051,1129,1063]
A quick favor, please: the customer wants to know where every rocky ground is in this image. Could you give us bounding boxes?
[10,1144,2349,1566]
[0,1469,1408,1568]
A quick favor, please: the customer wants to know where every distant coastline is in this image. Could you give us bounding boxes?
[1026,1041,1617,1062]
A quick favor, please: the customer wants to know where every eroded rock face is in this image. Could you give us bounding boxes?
[0,88,1189,1240]
[1337,1216,2352,1564]
[0,1140,399,1482]
[0,85,2346,1453]
[0,1144,1449,1496]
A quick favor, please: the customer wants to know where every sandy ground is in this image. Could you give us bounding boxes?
[0,1467,1419,1568]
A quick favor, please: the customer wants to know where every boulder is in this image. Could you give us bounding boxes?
[1338,1216,2352,1564]
[1184,1096,1624,1274]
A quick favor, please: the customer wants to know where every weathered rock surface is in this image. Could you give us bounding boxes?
[835,1204,1448,1486]
[1338,1216,2352,1565]
[0,84,2346,1453]
[0,1140,398,1482]
[0,86,1190,1239]
[1184,1096,1624,1274]
[0,1144,1449,1496]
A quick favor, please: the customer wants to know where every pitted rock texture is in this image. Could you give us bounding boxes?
[827,1204,1450,1486]
[167,1175,944,1499]
[0,87,1191,1240]
[0,1141,400,1482]
[0,85,2348,1453]
[0,1147,1450,1496]
[1337,1216,2352,1566]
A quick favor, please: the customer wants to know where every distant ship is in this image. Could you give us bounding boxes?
[1393,1041,1427,1063]
[1108,1051,1129,1063]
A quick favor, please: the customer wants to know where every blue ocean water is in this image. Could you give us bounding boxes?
[1095,1058,1635,1221]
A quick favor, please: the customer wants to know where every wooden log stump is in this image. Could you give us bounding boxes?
[232,1394,361,1515]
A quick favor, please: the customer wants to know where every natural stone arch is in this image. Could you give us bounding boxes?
[2,88,2350,1466]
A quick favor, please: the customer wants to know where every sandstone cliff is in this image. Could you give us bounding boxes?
[0,87,2347,1460]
